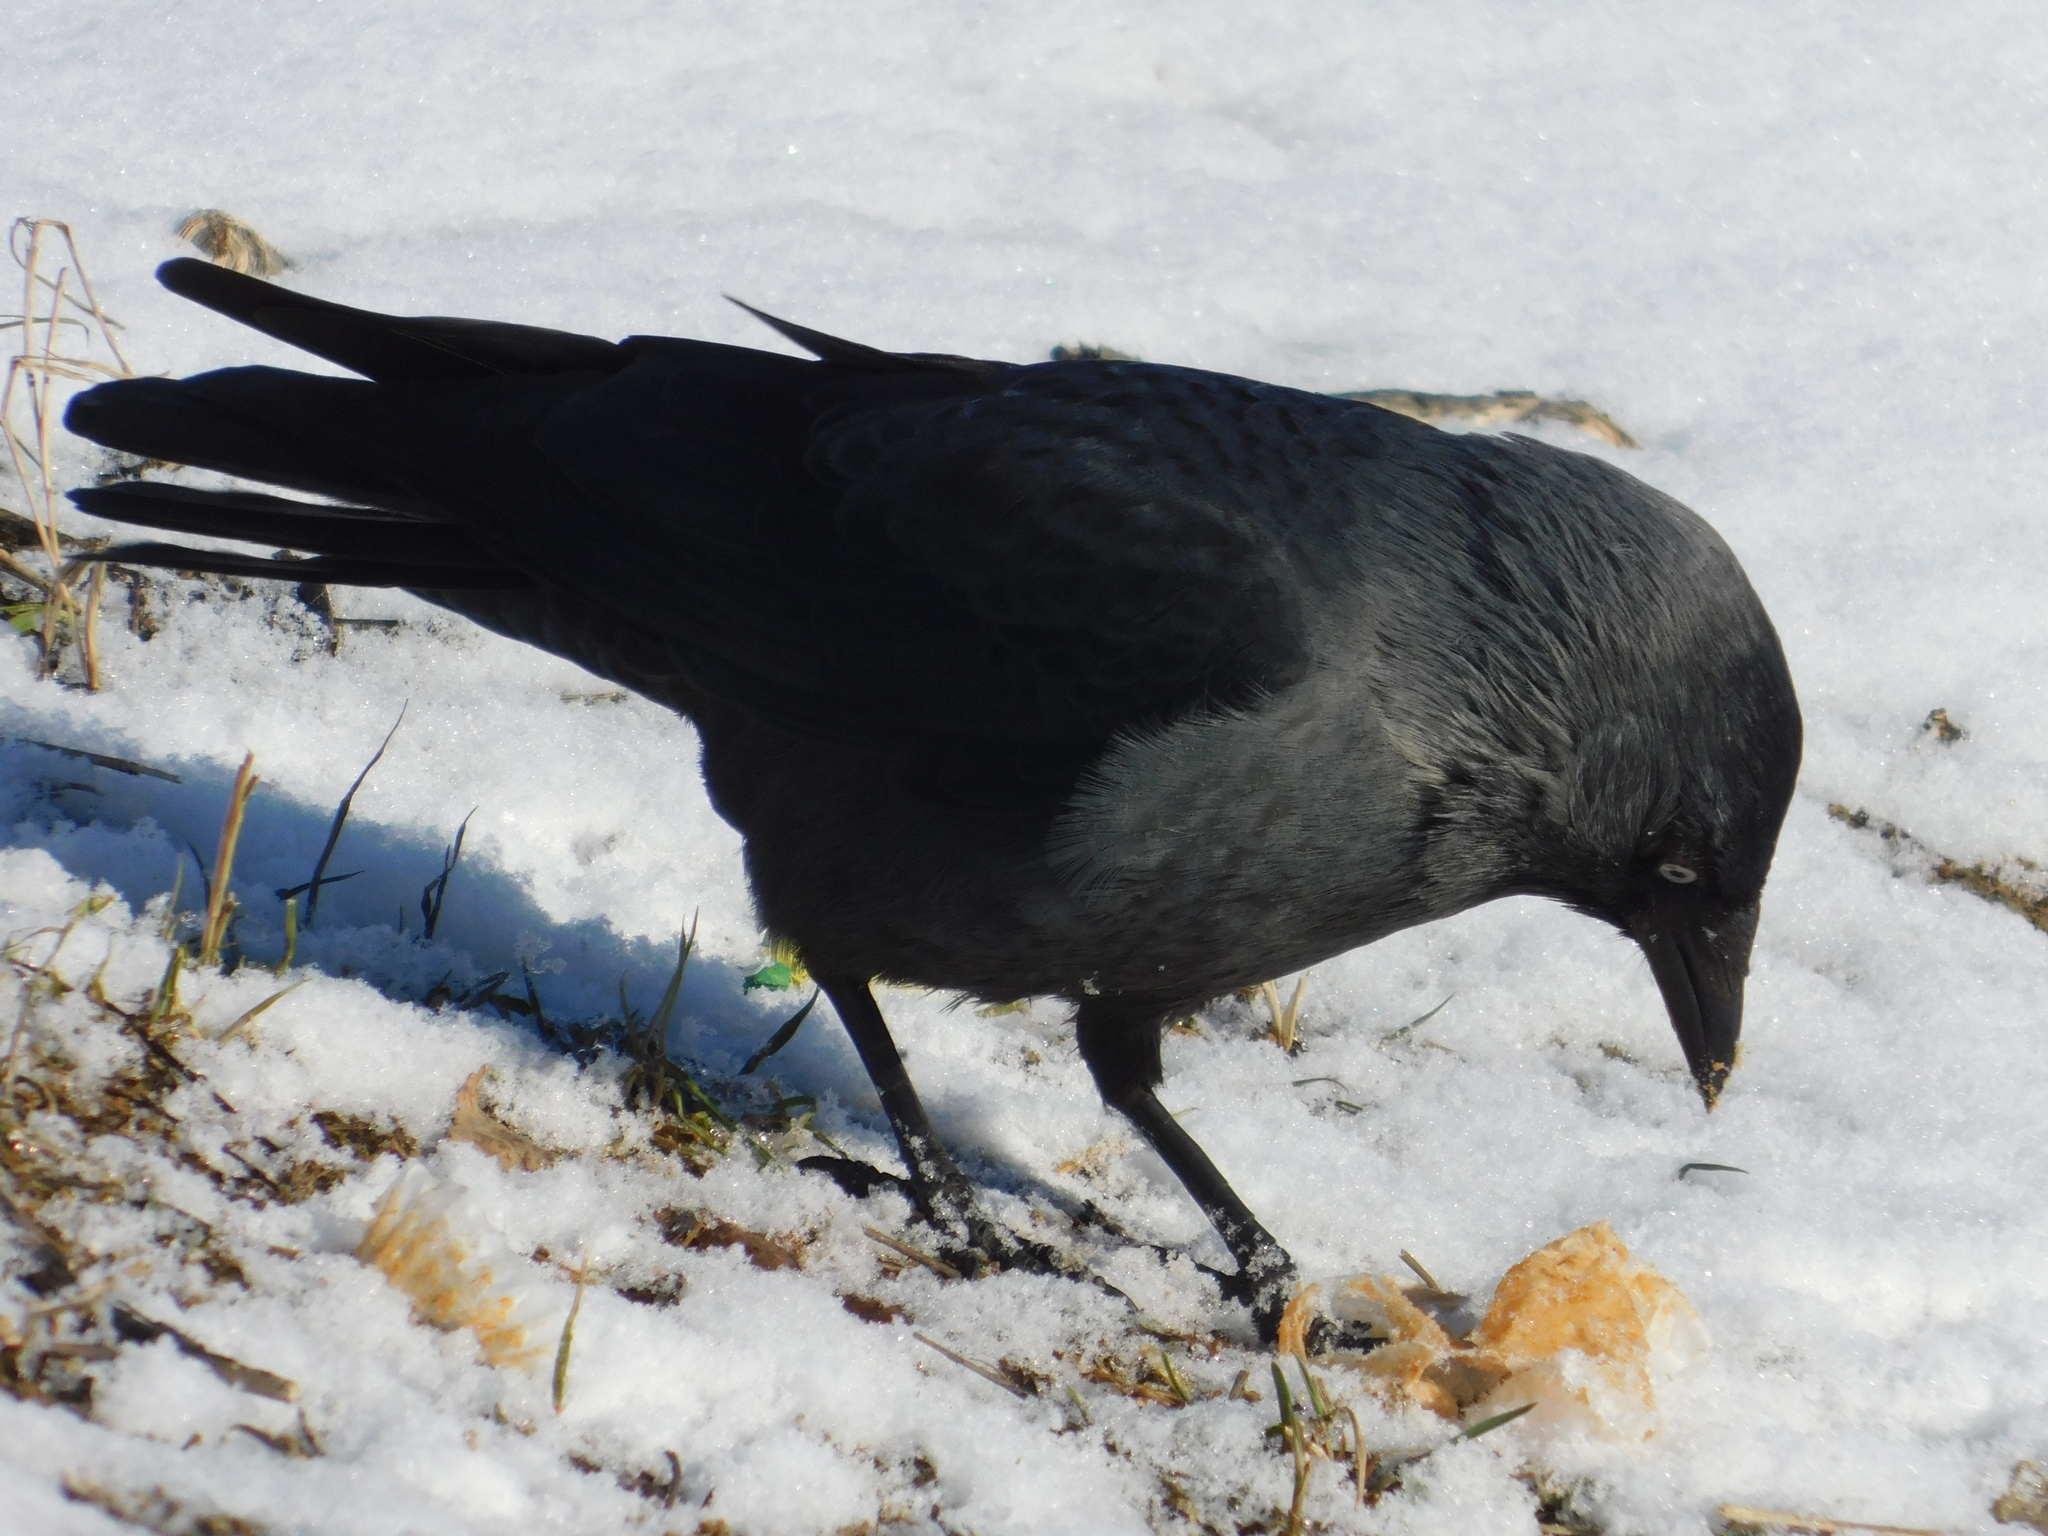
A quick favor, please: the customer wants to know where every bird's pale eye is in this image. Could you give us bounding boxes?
[1657,860,1698,885]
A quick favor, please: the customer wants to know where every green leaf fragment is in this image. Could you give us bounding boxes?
[1460,1402,1536,1439]
[743,961,794,991]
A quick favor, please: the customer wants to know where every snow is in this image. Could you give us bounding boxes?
[5,3,2048,1532]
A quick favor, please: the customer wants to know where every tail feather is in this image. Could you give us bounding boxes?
[93,539,533,589]
[71,483,507,569]
[157,258,627,383]
[65,371,434,512]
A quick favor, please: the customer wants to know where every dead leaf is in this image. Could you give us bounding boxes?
[655,1207,801,1270]
[1995,1462,2048,1533]
[841,1293,907,1324]
[1287,1222,1707,1436]
[447,1067,555,1172]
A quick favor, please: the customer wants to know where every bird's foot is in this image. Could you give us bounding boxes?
[796,1154,912,1201]
[797,1156,1066,1280]
[1200,1244,1300,1345]
[923,1188,1068,1280]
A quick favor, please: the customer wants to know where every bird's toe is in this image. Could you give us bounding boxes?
[1201,1246,1300,1344]
[797,1154,913,1201]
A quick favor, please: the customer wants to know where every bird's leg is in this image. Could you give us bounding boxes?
[1076,1002,1299,1341]
[811,975,1021,1273]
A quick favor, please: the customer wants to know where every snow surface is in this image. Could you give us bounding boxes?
[5,3,2048,1532]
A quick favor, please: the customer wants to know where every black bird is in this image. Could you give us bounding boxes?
[64,259,1801,1337]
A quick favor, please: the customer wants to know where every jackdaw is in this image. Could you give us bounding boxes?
[64,259,1802,1337]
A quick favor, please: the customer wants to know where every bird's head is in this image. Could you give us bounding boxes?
[1527,505,1803,1109]
[1567,796,1785,1109]
[1379,442,1802,1109]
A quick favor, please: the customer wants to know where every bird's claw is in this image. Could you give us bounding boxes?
[1197,1248,1299,1344]
[796,1154,912,1201]
[926,1194,1068,1280]
[798,1156,1066,1280]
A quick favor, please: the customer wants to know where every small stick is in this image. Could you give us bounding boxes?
[81,561,104,690]
[28,269,84,681]
[0,544,51,595]
[1399,1249,1443,1292]
[864,1225,960,1280]
[53,222,134,375]
[16,221,44,366]
[111,1306,297,1402]
[1713,1506,1946,1536]
[35,269,66,540]
[913,1332,1028,1398]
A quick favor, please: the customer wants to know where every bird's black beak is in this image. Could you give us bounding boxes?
[1634,901,1757,1107]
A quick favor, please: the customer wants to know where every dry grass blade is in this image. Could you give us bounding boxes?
[3,220,132,685]
[1259,974,1308,1051]
[230,1410,322,1459]
[913,1332,1029,1397]
[553,1259,588,1414]
[34,266,68,677]
[214,978,307,1044]
[1268,1361,1312,1536]
[79,559,104,688]
[865,1225,960,1279]
[1381,993,1455,1044]
[199,754,259,967]
[1340,1404,1368,1506]
[1714,1506,1947,1536]
[62,1476,267,1536]
[10,218,130,371]
[1399,1249,1443,1292]
[177,209,291,277]
[2,892,109,1087]
[111,1305,299,1402]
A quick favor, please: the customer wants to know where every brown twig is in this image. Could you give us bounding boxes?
[3,220,134,684]
[913,1332,1029,1397]
[1714,1505,1945,1536]
[864,1225,961,1280]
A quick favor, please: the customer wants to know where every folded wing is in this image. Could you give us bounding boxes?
[66,264,1416,804]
